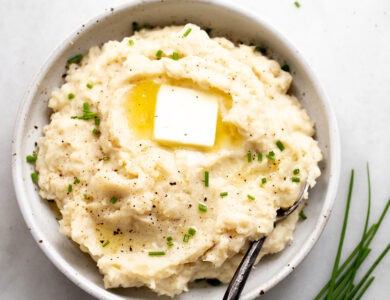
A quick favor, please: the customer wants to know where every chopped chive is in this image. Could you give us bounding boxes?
[188,227,196,236]
[84,194,88,199]
[110,197,118,204]
[67,54,83,64]
[94,118,100,126]
[198,203,207,212]
[68,93,75,100]
[102,241,110,247]
[261,177,267,184]
[26,155,37,163]
[206,279,222,286]
[83,102,89,112]
[247,152,252,162]
[220,192,228,197]
[205,28,212,35]
[148,251,165,256]
[167,241,174,247]
[281,64,290,72]
[74,177,80,184]
[102,156,110,161]
[172,52,179,60]
[156,49,163,59]
[92,128,100,135]
[291,177,300,183]
[276,140,285,151]
[257,153,263,162]
[294,1,301,8]
[132,22,140,32]
[183,28,192,37]
[167,236,173,242]
[293,168,300,175]
[183,234,190,243]
[86,83,93,89]
[31,172,38,182]
[266,151,275,161]
[204,171,209,187]
[68,184,72,193]
[255,46,266,54]
[299,211,307,220]
[327,170,354,298]
[247,194,255,200]
[128,39,134,46]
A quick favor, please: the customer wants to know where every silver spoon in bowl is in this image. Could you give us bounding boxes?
[223,181,309,300]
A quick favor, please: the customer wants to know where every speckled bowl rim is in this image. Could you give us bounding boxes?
[12,0,341,299]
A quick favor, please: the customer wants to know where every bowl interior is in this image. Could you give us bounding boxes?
[12,1,339,299]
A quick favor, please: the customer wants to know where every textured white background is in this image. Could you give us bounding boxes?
[1,0,389,299]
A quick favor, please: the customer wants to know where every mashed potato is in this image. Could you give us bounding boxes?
[35,24,322,296]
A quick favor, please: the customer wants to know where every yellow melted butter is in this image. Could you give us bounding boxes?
[124,79,243,150]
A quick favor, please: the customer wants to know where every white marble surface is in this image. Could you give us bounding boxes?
[1,0,389,299]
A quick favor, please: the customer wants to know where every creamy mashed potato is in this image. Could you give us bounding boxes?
[36,24,322,296]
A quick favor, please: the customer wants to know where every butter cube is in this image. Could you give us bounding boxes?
[154,85,219,147]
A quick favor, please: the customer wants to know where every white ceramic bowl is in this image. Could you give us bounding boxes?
[12,1,340,299]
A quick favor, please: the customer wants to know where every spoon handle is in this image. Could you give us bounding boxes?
[223,237,266,300]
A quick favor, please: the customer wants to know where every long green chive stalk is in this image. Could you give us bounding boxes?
[326,170,354,299]
[315,166,390,300]
[345,164,372,297]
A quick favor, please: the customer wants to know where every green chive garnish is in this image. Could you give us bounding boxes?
[156,50,163,59]
[68,93,75,100]
[247,194,255,200]
[247,152,252,162]
[128,39,134,46]
[92,128,100,135]
[102,241,110,247]
[67,54,83,64]
[220,192,228,197]
[255,46,266,54]
[266,151,275,161]
[204,171,209,187]
[291,177,300,183]
[110,197,118,204]
[167,241,174,247]
[276,140,285,151]
[293,169,300,175]
[26,155,37,163]
[281,64,290,72]
[183,234,190,243]
[172,52,179,60]
[71,102,98,120]
[167,236,173,242]
[94,118,100,126]
[84,194,88,199]
[132,22,140,32]
[31,172,38,182]
[188,227,196,236]
[257,153,263,162]
[102,156,110,161]
[183,28,192,37]
[74,177,80,184]
[198,203,207,212]
[294,1,301,8]
[148,251,165,256]
[83,102,89,112]
[261,177,267,184]
[299,211,307,220]
[86,83,93,89]
[68,184,72,193]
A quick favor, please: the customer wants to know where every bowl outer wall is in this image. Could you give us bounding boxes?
[11,0,340,299]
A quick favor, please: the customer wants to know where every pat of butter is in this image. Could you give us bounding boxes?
[154,85,219,147]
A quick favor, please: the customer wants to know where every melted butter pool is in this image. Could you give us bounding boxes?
[125,79,243,150]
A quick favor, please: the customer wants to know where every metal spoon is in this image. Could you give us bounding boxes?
[223,181,309,300]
